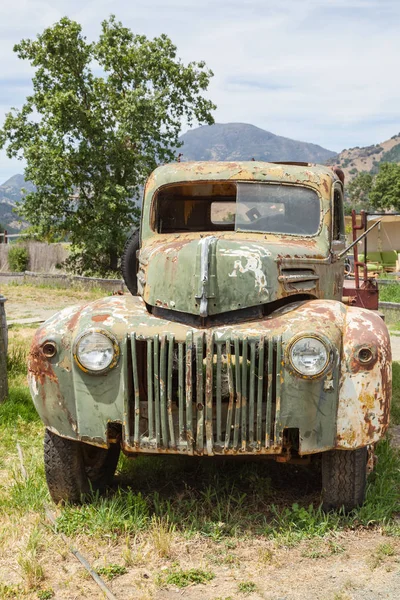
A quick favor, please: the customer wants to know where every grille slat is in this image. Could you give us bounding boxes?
[216,342,222,445]
[131,333,140,446]
[178,342,185,444]
[266,338,274,448]
[256,338,265,449]
[128,333,283,454]
[160,335,168,447]
[196,333,205,453]
[241,337,248,451]
[153,334,161,446]
[205,333,214,455]
[147,339,154,440]
[185,331,194,454]
[224,338,235,450]
[233,337,241,451]
[274,336,283,446]
[167,335,176,449]
[249,342,256,444]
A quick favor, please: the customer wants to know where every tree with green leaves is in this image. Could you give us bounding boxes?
[369,162,400,210]
[0,16,215,274]
[346,171,373,213]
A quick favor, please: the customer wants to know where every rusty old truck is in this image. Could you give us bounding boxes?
[28,161,392,510]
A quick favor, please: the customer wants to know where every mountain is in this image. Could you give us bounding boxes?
[178,122,336,164]
[326,132,400,184]
[0,174,34,232]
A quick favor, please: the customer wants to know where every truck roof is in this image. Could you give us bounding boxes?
[147,161,341,190]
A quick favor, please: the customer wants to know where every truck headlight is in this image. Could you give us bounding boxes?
[74,330,119,373]
[289,336,330,377]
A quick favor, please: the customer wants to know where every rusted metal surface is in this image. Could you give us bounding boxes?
[28,294,391,456]
[28,161,391,463]
[337,307,392,448]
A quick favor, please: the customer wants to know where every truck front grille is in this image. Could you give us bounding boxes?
[124,333,283,455]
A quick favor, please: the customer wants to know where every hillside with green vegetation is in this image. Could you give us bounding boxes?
[327,132,400,184]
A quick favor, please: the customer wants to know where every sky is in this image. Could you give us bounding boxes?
[0,0,400,182]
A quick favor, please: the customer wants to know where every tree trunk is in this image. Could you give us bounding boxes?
[0,296,8,403]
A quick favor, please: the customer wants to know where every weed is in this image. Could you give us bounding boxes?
[0,583,24,598]
[328,540,345,555]
[238,581,257,594]
[258,548,274,564]
[376,542,395,556]
[149,516,175,558]
[367,542,396,569]
[207,549,238,566]
[163,567,214,588]
[301,540,326,559]
[333,593,352,600]
[7,343,28,378]
[37,590,54,599]
[96,563,127,580]
[17,526,45,590]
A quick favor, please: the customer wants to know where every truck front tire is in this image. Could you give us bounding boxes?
[321,447,368,512]
[44,429,120,504]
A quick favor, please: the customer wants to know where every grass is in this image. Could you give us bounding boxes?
[1,376,400,543]
[391,362,400,425]
[5,280,107,296]
[379,283,400,303]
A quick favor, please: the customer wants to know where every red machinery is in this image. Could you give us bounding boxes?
[342,210,379,310]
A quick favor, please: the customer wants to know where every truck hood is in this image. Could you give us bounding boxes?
[139,235,329,317]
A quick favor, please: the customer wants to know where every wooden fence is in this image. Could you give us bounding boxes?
[0,241,69,273]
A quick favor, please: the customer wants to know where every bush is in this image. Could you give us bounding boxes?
[8,245,29,272]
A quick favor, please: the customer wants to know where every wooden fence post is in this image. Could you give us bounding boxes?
[0,295,8,403]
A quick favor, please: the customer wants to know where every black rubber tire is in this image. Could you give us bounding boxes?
[321,447,368,512]
[121,228,140,296]
[44,429,120,504]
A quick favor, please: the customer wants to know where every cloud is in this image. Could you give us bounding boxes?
[0,0,400,180]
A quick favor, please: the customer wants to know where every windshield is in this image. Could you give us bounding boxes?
[235,183,320,235]
[155,182,321,235]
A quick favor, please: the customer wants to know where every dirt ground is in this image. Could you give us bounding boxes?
[1,519,400,599]
[1,283,104,324]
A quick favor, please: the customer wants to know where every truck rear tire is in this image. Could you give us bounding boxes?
[44,429,120,504]
[321,447,368,512]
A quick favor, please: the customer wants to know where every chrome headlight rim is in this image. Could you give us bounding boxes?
[73,328,120,374]
[287,333,332,379]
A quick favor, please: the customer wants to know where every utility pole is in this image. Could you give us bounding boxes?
[0,295,8,403]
